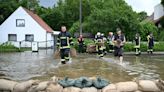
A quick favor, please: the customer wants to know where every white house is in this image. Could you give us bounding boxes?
[0,6,59,48]
[154,4,164,21]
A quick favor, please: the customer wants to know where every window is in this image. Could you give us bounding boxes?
[16,19,25,27]
[8,34,17,41]
[25,34,34,42]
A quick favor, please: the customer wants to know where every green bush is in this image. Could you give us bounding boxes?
[0,42,20,52]
[72,38,94,51]
[73,39,164,52]
[154,42,164,51]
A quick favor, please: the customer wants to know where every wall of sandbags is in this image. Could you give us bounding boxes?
[0,76,163,92]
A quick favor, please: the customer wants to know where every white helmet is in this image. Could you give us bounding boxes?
[97,32,101,36]
[101,33,104,36]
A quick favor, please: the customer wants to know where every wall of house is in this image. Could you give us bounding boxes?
[0,7,53,48]
[154,4,164,20]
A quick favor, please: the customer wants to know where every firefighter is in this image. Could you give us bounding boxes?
[134,33,141,55]
[78,35,85,53]
[147,33,154,54]
[113,28,126,64]
[57,26,74,64]
[101,33,107,55]
[95,32,104,58]
[107,32,114,53]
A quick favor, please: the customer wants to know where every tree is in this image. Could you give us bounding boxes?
[138,12,148,22]
[162,0,164,6]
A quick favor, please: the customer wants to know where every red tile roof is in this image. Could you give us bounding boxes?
[23,7,53,33]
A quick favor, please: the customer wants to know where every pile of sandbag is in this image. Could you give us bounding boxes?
[103,80,162,92]
[59,77,109,89]
[86,44,96,53]
[0,76,163,92]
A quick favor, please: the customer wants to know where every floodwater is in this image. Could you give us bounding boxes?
[0,50,164,83]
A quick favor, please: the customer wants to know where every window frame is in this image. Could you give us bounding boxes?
[8,34,17,41]
[25,34,34,42]
[16,19,25,27]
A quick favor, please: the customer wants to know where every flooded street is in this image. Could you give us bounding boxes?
[0,50,164,83]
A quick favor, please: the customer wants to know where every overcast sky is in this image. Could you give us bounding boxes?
[39,0,161,16]
[125,0,161,15]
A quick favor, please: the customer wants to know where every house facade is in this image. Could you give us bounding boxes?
[154,4,164,28]
[0,6,58,48]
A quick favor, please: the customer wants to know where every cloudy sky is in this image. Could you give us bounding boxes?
[39,0,161,15]
[125,0,161,15]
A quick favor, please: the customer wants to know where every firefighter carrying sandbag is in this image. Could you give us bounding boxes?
[57,26,74,64]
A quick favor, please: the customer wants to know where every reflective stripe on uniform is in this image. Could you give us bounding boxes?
[61,59,65,62]
[99,54,104,57]
[60,46,70,49]
[65,57,70,60]
[60,37,67,39]
[100,47,104,50]
[134,45,140,48]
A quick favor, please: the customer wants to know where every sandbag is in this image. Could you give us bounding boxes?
[116,81,138,92]
[50,76,60,84]
[138,80,160,92]
[46,83,63,92]
[13,80,38,92]
[54,49,60,59]
[102,84,117,92]
[0,79,18,91]
[93,77,109,89]
[63,87,81,92]
[58,77,75,87]
[81,87,98,92]
[86,45,96,53]
[70,48,77,57]
[35,81,49,91]
[74,77,93,88]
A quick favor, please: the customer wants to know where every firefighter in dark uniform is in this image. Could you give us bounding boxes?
[95,32,104,57]
[113,28,126,64]
[78,35,85,53]
[57,26,74,64]
[147,33,154,54]
[134,33,141,55]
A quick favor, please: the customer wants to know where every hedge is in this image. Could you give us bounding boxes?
[73,38,164,52]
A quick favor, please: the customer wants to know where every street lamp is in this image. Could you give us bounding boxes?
[79,0,82,35]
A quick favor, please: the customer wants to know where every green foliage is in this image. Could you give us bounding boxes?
[69,22,80,35]
[162,0,164,6]
[124,42,164,52]
[139,21,158,41]
[158,29,164,41]
[0,42,20,52]
[0,0,160,41]
[154,42,164,51]
[138,12,148,22]
[124,42,134,52]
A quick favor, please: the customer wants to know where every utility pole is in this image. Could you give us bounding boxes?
[79,0,82,35]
